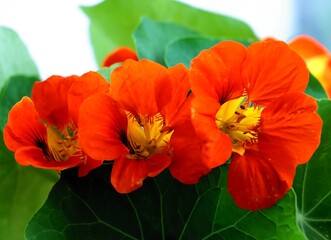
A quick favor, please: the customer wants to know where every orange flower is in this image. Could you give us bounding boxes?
[288,35,331,98]
[190,40,322,210]
[101,46,138,67]
[4,72,109,176]
[79,59,210,193]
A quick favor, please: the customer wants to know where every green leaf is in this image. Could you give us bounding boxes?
[82,0,257,65]
[293,99,331,240]
[0,26,39,90]
[165,36,221,68]
[304,73,328,99]
[165,36,253,68]
[26,164,304,240]
[133,17,197,65]
[0,26,40,130]
[0,27,58,240]
[0,75,37,129]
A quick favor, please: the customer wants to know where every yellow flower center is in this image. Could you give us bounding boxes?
[126,112,173,159]
[216,96,262,155]
[46,123,83,162]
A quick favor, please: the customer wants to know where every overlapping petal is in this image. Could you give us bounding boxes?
[4,97,46,151]
[32,75,78,128]
[259,92,322,164]
[190,41,246,109]
[68,71,110,124]
[243,40,309,106]
[110,59,172,116]
[164,63,191,126]
[78,93,128,161]
[102,46,138,67]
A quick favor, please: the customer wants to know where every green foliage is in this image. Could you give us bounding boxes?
[133,17,198,65]
[0,27,58,240]
[293,100,331,240]
[0,27,39,89]
[165,36,224,68]
[26,164,304,240]
[82,0,257,65]
[165,36,253,68]
[305,73,328,99]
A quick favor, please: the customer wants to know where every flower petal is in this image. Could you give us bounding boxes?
[145,154,172,177]
[164,63,191,126]
[190,40,246,105]
[169,121,211,184]
[191,96,233,168]
[68,71,110,124]
[3,97,46,151]
[260,92,322,164]
[78,93,127,161]
[77,155,103,177]
[243,40,309,106]
[32,75,77,127]
[102,46,138,67]
[111,154,147,193]
[110,59,172,116]
[228,149,294,210]
[288,35,328,59]
[15,146,80,170]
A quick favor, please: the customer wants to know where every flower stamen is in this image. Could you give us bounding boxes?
[46,123,82,162]
[216,97,262,155]
[126,112,173,159]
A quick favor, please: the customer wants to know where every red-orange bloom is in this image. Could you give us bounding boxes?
[101,46,138,67]
[190,40,322,210]
[288,35,331,98]
[79,59,211,193]
[4,72,109,176]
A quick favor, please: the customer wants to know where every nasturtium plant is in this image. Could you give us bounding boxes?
[1,1,330,240]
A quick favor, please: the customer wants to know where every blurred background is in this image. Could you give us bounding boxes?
[0,0,330,79]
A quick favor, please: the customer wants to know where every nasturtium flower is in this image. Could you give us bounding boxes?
[4,72,109,176]
[288,35,331,98]
[189,40,322,210]
[101,46,138,67]
[79,59,211,193]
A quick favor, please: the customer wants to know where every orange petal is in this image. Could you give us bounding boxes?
[288,35,328,59]
[243,40,309,106]
[32,75,78,128]
[111,154,147,193]
[78,93,127,161]
[145,153,172,177]
[77,155,103,177]
[110,59,172,116]
[169,121,211,184]
[228,149,294,210]
[68,71,110,124]
[260,92,322,164]
[102,47,138,67]
[165,63,191,126]
[182,114,231,170]
[189,40,246,105]
[3,97,46,152]
[15,146,80,170]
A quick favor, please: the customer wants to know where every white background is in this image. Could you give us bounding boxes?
[0,0,298,79]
